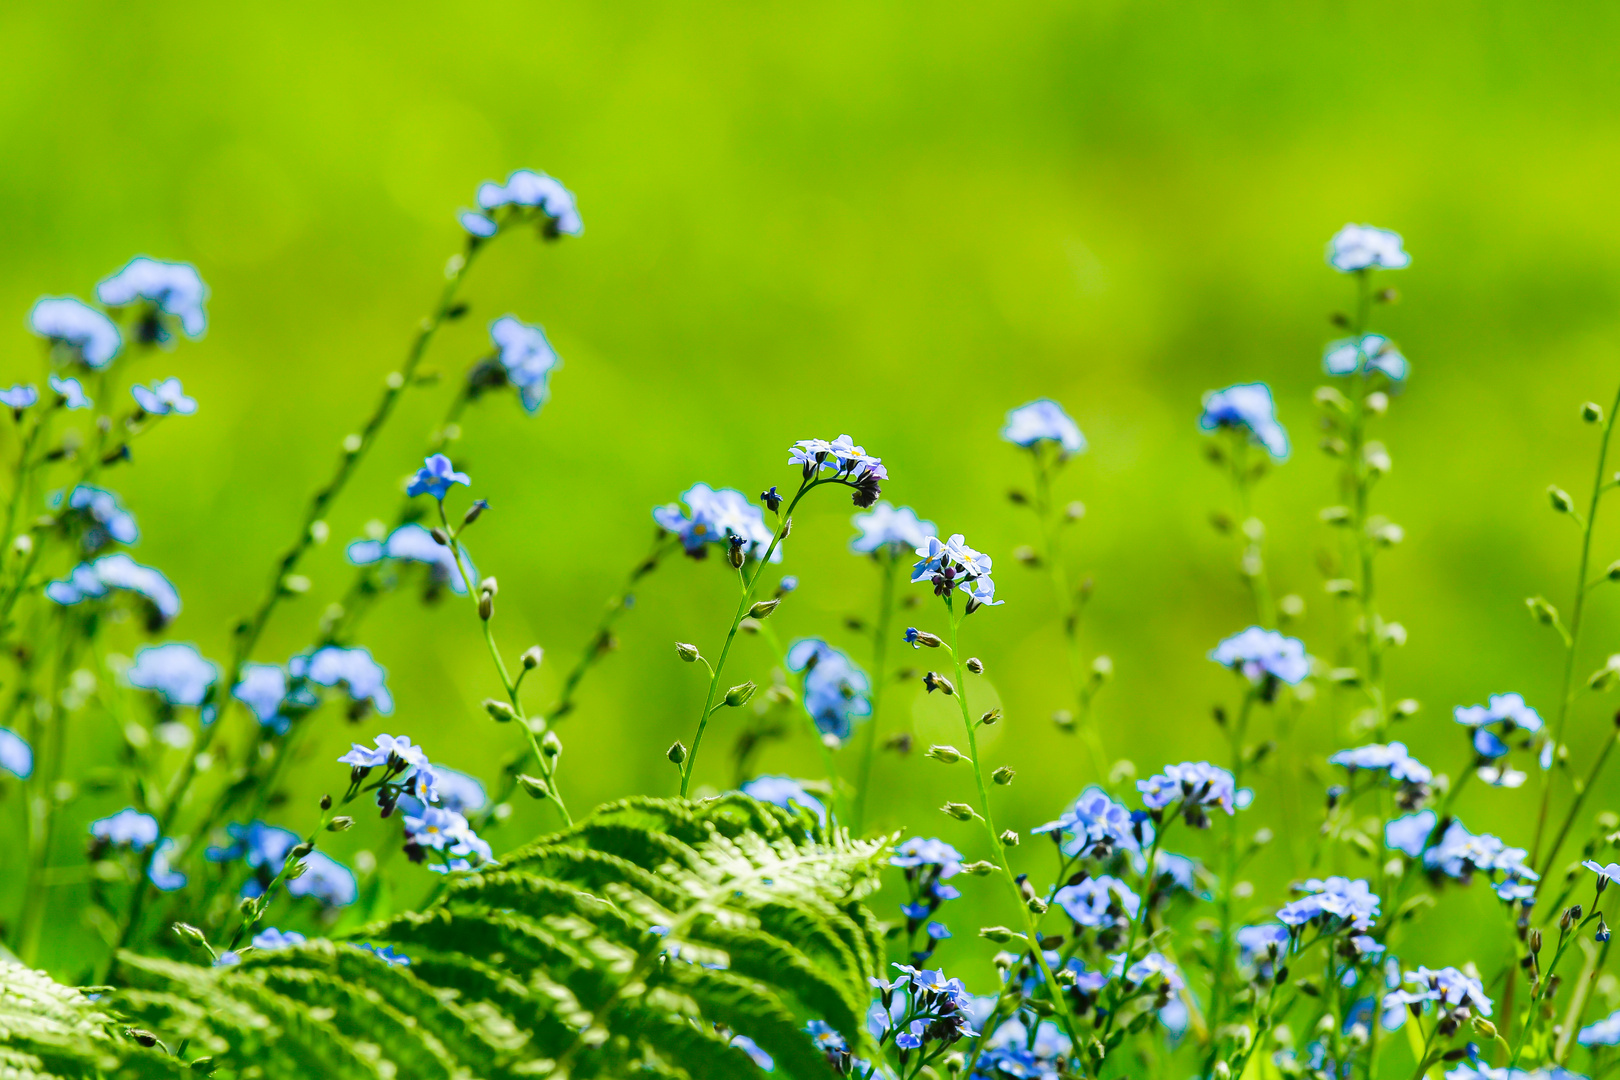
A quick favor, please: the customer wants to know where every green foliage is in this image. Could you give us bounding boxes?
[3,796,889,1079]
[0,960,183,1079]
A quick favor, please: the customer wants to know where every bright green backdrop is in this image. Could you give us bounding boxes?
[5,0,1620,984]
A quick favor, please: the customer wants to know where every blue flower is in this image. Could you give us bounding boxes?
[208,821,299,871]
[233,664,290,733]
[475,170,583,236]
[354,942,411,966]
[489,316,562,414]
[1210,627,1311,685]
[49,375,92,411]
[787,435,888,505]
[1422,822,1536,883]
[1235,923,1291,964]
[1199,383,1289,460]
[1054,876,1140,927]
[61,485,138,553]
[1277,877,1380,931]
[1329,742,1432,785]
[1112,951,1184,992]
[131,378,197,416]
[46,555,181,626]
[1586,860,1620,885]
[347,523,476,595]
[0,385,38,409]
[91,808,160,850]
[293,646,393,714]
[1327,224,1410,273]
[1324,334,1408,381]
[851,503,936,555]
[1384,966,1490,1017]
[1385,810,1437,858]
[911,533,1001,610]
[741,775,825,823]
[0,727,32,778]
[1579,1009,1620,1047]
[210,823,353,906]
[287,851,357,907]
[654,484,778,562]
[1456,693,1543,738]
[404,804,494,868]
[804,1020,847,1053]
[96,257,209,340]
[339,733,429,772]
[729,1034,773,1071]
[1138,762,1241,816]
[1002,399,1086,457]
[149,838,187,891]
[1033,787,1138,857]
[30,297,122,368]
[128,643,219,709]
[891,838,964,876]
[407,454,471,500]
[214,951,241,967]
[459,210,498,237]
[777,576,798,593]
[785,638,871,742]
[251,928,306,951]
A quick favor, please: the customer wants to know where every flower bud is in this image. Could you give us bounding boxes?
[327,816,354,832]
[1052,709,1074,730]
[1527,596,1559,625]
[542,731,563,759]
[925,744,963,764]
[11,534,31,557]
[1091,655,1114,681]
[1472,1017,1497,1039]
[1025,895,1045,913]
[941,801,976,821]
[463,499,490,525]
[666,741,687,765]
[1065,501,1086,521]
[759,486,783,512]
[1000,829,1020,847]
[727,536,747,569]
[484,699,517,723]
[522,646,544,670]
[965,657,985,674]
[1608,560,1620,582]
[675,642,701,663]
[1550,486,1576,514]
[429,526,450,547]
[478,594,494,620]
[747,599,780,620]
[961,860,996,876]
[923,672,955,696]
[724,681,756,707]
[1585,402,1604,424]
[992,766,1015,785]
[319,794,333,811]
[1393,698,1421,719]
[1213,1063,1231,1080]
[980,708,1003,726]
[126,1028,161,1048]
[908,628,943,648]
[517,774,551,800]
[1529,928,1543,954]
[979,926,1020,942]
[172,922,208,949]
[1014,545,1040,566]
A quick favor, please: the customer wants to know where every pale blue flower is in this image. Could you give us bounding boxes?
[49,375,92,411]
[149,838,187,891]
[654,484,778,561]
[1385,810,1437,858]
[406,454,470,500]
[1324,334,1408,381]
[911,533,1000,609]
[459,210,498,238]
[1235,924,1291,963]
[1034,786,1138,857]
[339,733,429,772]
[131,378,197,416]
[741,775,825,823]
[1138,762,1241,817]
[0,727,32,778]
[785,638,871,741]
[30,297,122,368]
[46,553,181,625]
[1199,383,1289,459]
[490,316,561,413]
[475,170,583,236]
[96,257,209,339]
[0,385,38,409]
[128,643,218,708]
[92,808,160,850]
[251,928,306,951]
[1388,966,1491,1017]
[61,485,138,553]
[729,1034,773,1070]
[292,646,393,713]
[1277,876,1380,931]
[891,838,963,876]
[1054,876,1140,927]
[404,805,493,868]
[398,764,486,817]
[1455,693,1543,734]
[1585,860,1620,885]
[1329,742,1432,785]
[788,435,889,483]
[1579,1009,1620,1047]
[287,851,357,907]
[233,664,289,733]
[1002,398,1086,457]
[1210,626,1311,685]
[1112,952,1184,992]
[1327,224,1410,273]
[347,523,475,594]
[851,503,936,554]
[354,942,411,966]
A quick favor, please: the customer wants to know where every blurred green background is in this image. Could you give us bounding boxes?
[6,0,1620,990]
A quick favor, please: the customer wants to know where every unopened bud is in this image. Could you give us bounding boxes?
[1000,830,1020,847]
[727,536,747,568]
[908,629,943,648]
[941,801,976,821]
[1393,698,1421,718]
[478,594,494,620]
[1052,709,1075,730]
[1529,929,1543,954]
[1025,895,1045,914]
[1527,596,1559,625]
[926,744,964,764]
[542,731,563,759]
[518,774,551,799]
[923,672,955,696]
[1014,545,1040,566]
[1213,1063,1232,1080]
[1006,489,1029,505]
[979,926,1019,943]
[484,698,518,723]
[1585,402,1604,424]
[747,599,780,620]
[1550,486,1576,514]
[666,741,687,765]
[522,646,543,670]
[965,657,984,674]
[1091,655,1113,681]
[724,681,756,707]
[675,642,701,663]
[319,794,333,811]
[992,766,1015,785]
[172,922,208,948]
[1065,501,1086,521]
[11,534,32,557]
[980,708,1002,726]
[463,498,490,525]
[327,816,354,832]
[429,526,450,547]
[961,860,996,875]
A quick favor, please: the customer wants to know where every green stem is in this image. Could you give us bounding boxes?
[15,617,82,963]
[1201,688,1257,1077]
[853,552,899,833]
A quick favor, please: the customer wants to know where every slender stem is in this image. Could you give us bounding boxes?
[680,476,819,796]
[1532,375,1620,874]
[941,603,1083,1052]
[15,617,81,963]
[1201,688,1258,1077]
[1227,434,1275,627]
[853,552,899,833]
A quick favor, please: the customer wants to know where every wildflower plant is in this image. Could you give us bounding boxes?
[4,188,1620,1080]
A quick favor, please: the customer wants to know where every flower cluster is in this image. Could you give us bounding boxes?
[1002,398,1086,458]
[785,638,872,743]
[1032,787,1139,859]
[347,523,477,596]
[1209,626,1310,686]
[850,502,936,555]
[1276,876,1381,932]
[912,533,1002,610]
[868,963,978,1057]
[891,838,963,965]
[654,483,777,561]
[1137,761,1242,823]
[789,435,888,508]
[462,169,584,239]
[46,553,181,628]
[1199,383,1290,460]
[338,733,494,874]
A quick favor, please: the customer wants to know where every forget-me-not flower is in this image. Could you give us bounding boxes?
[339,732,429,772]
[1210,627,1311,685]
[788,435,888,507]
[1200,383,1289,460]
[1277,876,1381,931]
[1385,810,1437,858]
[128,643,219,709]
[850,503,936,555]
[1329,742,1433,785]
[149,838,187,891]
[403,804,494,871]
[293,646,393,714]
[1033,786,1138,857]
[251,928,307,951]
[1138,761,1243,819]
[49,375,92,411]
[1579,1009,1620,1047]
[912,533,1002,611]
[0,727,32,778]
[57,485,138,554]
[489,316,562,413]
[96,257,209,340]
[407,454,470,500]
[233,664,291,733]
[785,638,872,742]
[287,852,358,906]
[473,169,583,237]
[654,484,778,561]
[91,808,160,850]
[207,821,299,871]
[1112,951,1184,992]
[0,385,38,409]
[1054,875,1141,928]
[1002,398,1086,457]
[398,764,486,818]
[1327,224,1410,273]
[1384,966,1491,1017]
[354,942,411,966]
[30,297,122,368]
[1324,334,1408,381]
[1236,924,1292,964]
[1424,821,1536,883]
[46,553,181,626]
[741,775,825,822]
[1455,692,1542,760]
[131,378,197,416]
[347,523,475,595]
